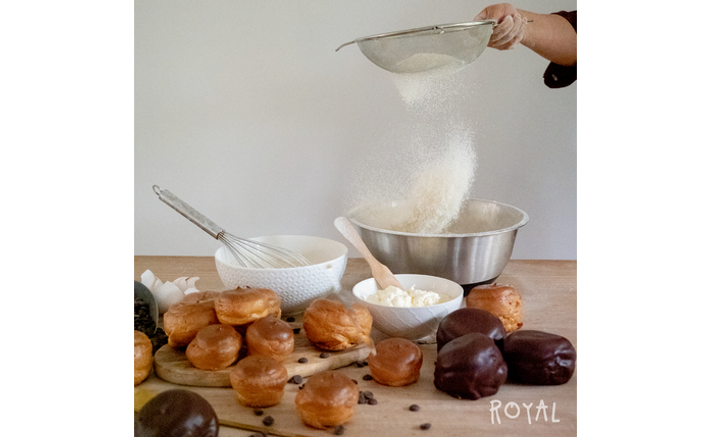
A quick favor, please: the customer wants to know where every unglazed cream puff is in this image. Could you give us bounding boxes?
[215,287,282,326]
[245,316,294,362]
[367,338,423,387]
[185,324,242,371]
[229,355,289,408]
[294,370,359,429]
[302,299,372,351]
[465,283,523,333]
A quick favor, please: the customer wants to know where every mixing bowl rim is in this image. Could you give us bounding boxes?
[214,234,348,272]
[352,274,464,310]
[347,198,529,238]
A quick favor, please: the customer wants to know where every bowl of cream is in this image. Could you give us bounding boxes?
[352,274,464,341]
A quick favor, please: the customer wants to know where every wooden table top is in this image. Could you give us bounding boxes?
[134,257,577,437]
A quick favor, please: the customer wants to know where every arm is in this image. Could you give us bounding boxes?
[475,3,577,66]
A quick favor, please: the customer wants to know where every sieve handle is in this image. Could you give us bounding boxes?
[152,185,223,240]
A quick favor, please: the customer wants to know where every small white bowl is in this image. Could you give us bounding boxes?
[215,235,348,315]
[352,274,464,341]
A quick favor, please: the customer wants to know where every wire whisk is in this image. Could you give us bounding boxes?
[152,185,311,269]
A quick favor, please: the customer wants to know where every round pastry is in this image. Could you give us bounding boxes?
[294,370,359,429]
[436,307,506,352]
[367,338,423,387]
[134,330,153,386]
[245,316,294,362]
[503,330,576,385]
[434,332,508,400]
[185,324,242,371]
[215,287,282,326]
[229,355,289,408]
[302,299,372,351]
[466,283,523,333]
[163,295,219,348]
[135,389,219,437]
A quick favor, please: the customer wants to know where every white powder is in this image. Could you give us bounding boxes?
[392,56,465,109]
[394,53,466,74]
[385,132,475,234]
[346,57,477,235]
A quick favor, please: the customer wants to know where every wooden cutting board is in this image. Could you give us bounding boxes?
[154,326,374,387]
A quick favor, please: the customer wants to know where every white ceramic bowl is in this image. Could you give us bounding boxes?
[215,235,348,315]
[352,274,464,341]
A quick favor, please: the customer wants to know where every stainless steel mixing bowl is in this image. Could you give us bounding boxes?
[348,199,528,293]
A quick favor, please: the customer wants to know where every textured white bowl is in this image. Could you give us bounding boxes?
[352,274,464,341]
[215,235,348,315]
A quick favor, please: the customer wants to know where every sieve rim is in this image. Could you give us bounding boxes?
[353,20,496,43]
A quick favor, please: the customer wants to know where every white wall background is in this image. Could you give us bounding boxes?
[134,0,577,260]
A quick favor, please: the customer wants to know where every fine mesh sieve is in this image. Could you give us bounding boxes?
[336,20,496,74]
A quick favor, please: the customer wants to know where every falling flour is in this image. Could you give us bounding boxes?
[348,58,477,235]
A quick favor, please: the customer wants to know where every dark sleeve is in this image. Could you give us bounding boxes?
[543,11,577,89]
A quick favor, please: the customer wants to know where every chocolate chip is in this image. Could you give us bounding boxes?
[293,328,301,334]
[358,392,367,404]
[289,375,303,384]
[286,316,296,322]
[320,352,330,359]
[362,391,374,400]
[367,398,378,405]
[253,409,264,416]
[333,425,345,435]
[420,423,431,430]
[262,415,274,426]
[362,374,373,381]
[351,379,358,385]
[298,357,308,363]
[409,404,420,411]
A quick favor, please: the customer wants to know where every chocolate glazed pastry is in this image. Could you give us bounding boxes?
[503,330,576,385]
[436,308,506,352]
[135,389,219,437]
[434,332,508,400]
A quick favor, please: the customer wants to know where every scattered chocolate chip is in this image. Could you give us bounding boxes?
[298,357,308,363]
[367,398,378,405]
[358,392,367,404]
[362,391,374,400]
[333,424,346,435]
[299,384,305,390]
[351,379,358,385]
[253,409,264,416]
[409,404,420,412]
[362,374,373,381]
[320,352,330,359]
[293,328,301,334]
[286,316,296,322]
[289,375,303,384]
[420,423,431,430]
[262,415,274,426]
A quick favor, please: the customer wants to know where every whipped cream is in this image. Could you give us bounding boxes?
[365,285,450,308]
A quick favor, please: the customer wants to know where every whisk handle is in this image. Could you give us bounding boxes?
[152,185,223,240]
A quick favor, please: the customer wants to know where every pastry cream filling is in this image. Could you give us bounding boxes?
[366,285,450,307]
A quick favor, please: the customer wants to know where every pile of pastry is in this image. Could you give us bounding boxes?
[435,283,577,400]
[134,286,377,429]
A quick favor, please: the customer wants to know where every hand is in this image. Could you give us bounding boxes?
[474,3,529,50]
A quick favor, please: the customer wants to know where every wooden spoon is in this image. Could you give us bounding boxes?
[334,216,404,290]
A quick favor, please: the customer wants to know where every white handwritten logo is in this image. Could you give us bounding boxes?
[489,399,561,425]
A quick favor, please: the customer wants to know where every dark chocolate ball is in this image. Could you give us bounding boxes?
[434,332,508,400]
[135,389,219,437]
[436,308,506,352]
[502,330,576,385]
